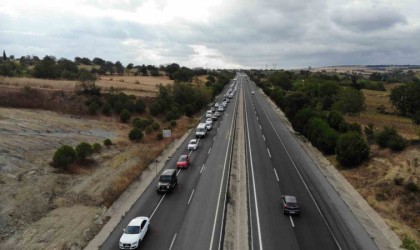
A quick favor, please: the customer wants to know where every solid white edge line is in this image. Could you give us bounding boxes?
[273,168,279,182]
[254,92,342,250]
[267,148,271,158]
[245,84,264,250]
[150,194,166,219]
[210,76,239,250]
[188,189,195,205]
[169,233,177,250]
[200,164,205,174]
[289,216,295,228]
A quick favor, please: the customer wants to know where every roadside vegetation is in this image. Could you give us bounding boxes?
[248,68,420,247]
[0,52,235,248]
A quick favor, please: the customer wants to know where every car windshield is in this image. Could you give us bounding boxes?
[286,202,298,207]
[190,140,196,144]
[125,226,140,234]
[178,155,187,161]
[159,175,172,182]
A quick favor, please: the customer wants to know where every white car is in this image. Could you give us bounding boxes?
[119,217,150,249]
[205,118,213,131]
[206,110,212,118]
[188,139,199,150]
[218,106,224,112]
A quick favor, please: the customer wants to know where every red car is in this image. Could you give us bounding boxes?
[176,155,190,169]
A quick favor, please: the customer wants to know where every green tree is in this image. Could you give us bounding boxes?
[93,143,102,153]
[120,109,131,123]
[52,145,76,168]
[327,110,344,130]
[336,132,370,167]
[33,55,59,79]
[104,139,112,147]
[78,69,100,95]
[115,61,124,75]
[333,88,365,115]
[268,71,293,90]
[129,128,143,141]
[390,83,420,116]
[75,142,93,160]
[135,99,146,113]
[2,50,6,61]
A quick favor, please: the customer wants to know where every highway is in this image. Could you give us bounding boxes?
[100,79,239,250]
[241,73,378,250]
[101,73,378,250]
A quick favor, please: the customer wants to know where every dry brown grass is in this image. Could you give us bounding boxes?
[339,145,420,244]
[0,75,174,97]
[345,88,419,140]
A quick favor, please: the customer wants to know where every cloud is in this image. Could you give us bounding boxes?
[1,0,420,69]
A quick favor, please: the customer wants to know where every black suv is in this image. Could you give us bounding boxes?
[157,169,177,194]
[282,195,300,215]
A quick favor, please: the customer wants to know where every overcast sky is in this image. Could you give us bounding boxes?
[1,0,419,69]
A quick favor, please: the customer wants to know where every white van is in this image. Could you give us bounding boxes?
[195,123,207,138]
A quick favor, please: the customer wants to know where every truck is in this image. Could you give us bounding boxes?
[195,123,207,138]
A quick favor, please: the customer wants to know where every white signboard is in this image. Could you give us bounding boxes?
[163,130,171,138]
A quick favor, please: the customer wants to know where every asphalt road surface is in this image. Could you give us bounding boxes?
[101,80,239,250]
[241,73,378,250]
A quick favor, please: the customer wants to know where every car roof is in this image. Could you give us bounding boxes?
[284,195,297,203]
[189,139,197,143]
[128,217,149,226]
[162,169,176,176]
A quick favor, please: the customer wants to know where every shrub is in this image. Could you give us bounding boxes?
[405,182,418,193]
[75,142,93,160]
[388,134,407,151]
[52,145,76,169]
[327,110,344,130]
[401,237,419,250]
[93,143,102,153]
[170,120,177,127]
[120,109,131,123]
[183,104,195,117]
[306,118,338,154]
[347,123,362,134]
[151,122,160,131]
[292,108,315,134]
[128,127,143,141]
[88,102,99,115]
[336,131,370,167]
[376,127,397,148]
[104,139,112,147]
[157,133,163,140]
[394,177,404,186]
[102,102,111,116]
[135,99,146,113]
[145,126,153,134]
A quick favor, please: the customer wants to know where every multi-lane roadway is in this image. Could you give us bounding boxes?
[101,73,378,250]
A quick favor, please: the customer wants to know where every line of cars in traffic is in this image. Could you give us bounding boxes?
[119,78,238,249]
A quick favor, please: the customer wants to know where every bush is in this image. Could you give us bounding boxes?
[394,177,404,186]
[104,139,112,147]
[306,118,338,154]
[336,132,370,167]
[347,123,362,134]
[375,126,406,150]
[388,134,407,151]
[145,126,153,134]
[170,120,177,127]
[135,99,146,113]
[93,143,102,153]
[183,104,195,117]
[52,145,76,169]
[157,133,163,140]
[292,108,315,134]
[376,127,398,148]
[75,142,93,160]
[405,182,418,193]
[151,122,160,131]
[120,109,131,123]
[401,237,419,250]
[327,110,344,130]
[102,102,111,116]
[88,102,99,115]
[128,127,143,141]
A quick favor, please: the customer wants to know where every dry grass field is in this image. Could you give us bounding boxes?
[0,75,174,97]
[0,74,192,249]
[342,85,420,245]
